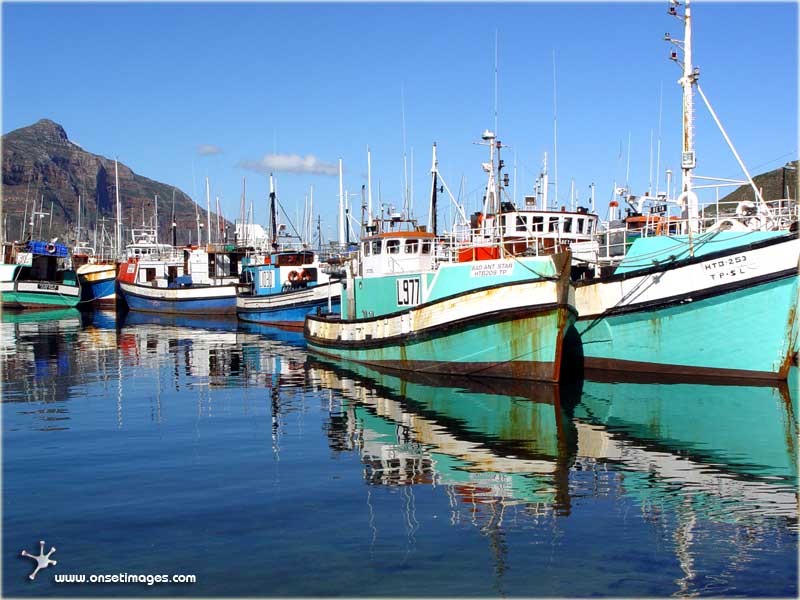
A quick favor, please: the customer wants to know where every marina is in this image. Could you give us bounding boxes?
[1,0,797,596]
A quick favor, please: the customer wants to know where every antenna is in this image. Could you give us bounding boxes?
[338,158,345,245]
[552,49,559,206]
[367,146,373,224]
[494,29,499,136]
[656,83,664,195]
[205,176,211,247]
[401,84,409,216]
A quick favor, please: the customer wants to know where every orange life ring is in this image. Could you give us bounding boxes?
[476,213,484,227]
[300,269,312,282]
[288,270,300,282]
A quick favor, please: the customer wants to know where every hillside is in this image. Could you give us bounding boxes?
[715,160,798,208]
[1,119,228,247]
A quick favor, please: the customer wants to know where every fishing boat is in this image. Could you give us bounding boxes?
[236,175,342,328]
[117,227,260,315]
[305,139,576,383]
[71,194,119,307]
[0,240,81,309]
[236,249,342,328]
[73,245,117,307]
[567,0,799,380]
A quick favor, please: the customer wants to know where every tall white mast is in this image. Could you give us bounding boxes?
[367,147,373,224]
[542,152,549,210]
[338,158,345,245]
[114,159,121,257]
[154,194,159,244]
[428,142,437,233]
[669,0,699,232]
[205,177,211,246]
[76,194,81,243]
[309,185,314,244]
[401,85,409,216]
[552,49,559,208]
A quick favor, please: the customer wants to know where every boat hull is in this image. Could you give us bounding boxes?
[306,276,575,382]
[237,282,342,329]
[0,280,81,309]
[572,232,798,380]
[118,280,237,315]
[77,264,117,306]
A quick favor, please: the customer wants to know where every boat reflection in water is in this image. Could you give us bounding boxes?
[310,354,797,594]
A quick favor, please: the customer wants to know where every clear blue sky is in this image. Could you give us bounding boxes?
[3,2,797,241]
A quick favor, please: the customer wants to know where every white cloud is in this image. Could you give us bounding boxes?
[239,153,338,176]
[198,144,222,156]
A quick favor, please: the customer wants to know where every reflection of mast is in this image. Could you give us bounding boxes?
[483,504,508,598]
[673,495,697,596]
[271,377,281,460]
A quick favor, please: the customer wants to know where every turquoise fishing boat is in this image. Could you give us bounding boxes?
[568,0,798,380]
[572,230,798,380]
[0,241,80,309]
[305,137,576,383]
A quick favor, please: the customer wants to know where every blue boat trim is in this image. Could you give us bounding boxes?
[578,268,797,320]
[306,302,574,350]
[120,283,237,303]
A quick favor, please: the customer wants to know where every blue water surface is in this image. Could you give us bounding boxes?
[1,310,797,597]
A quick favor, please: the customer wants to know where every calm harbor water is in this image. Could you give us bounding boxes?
[2,309,797,597]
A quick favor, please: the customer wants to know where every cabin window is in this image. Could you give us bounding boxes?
[576,218,585,234]
[387,239,401,254]
[362,242,371,256]
[532,216,544,232]
[371,240,382,255]
[563,218,572,233]
[421,240,432,255]
[548,217,559,232]
[516,215,527,233]
[404,239,419,253]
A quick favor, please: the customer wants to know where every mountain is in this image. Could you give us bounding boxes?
[714,160,798,210]
[1,119,228,248]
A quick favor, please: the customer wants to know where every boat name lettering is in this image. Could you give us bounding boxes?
[37,282,58,290]
[396,278,421,306]
[361,310,375,318]
[259,269,273,289]
[470,261,514,278]
[703,254,758,281]
[15,252,32,266]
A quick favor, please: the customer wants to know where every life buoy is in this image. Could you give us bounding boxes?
[288,270,300,282]
[476,213,484,228]
[300,269,312,282]
[46,243,56,254]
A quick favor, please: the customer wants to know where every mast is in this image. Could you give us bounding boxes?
[338,158,345,245]
[154,194,159,244]
[171,189,177,247]
[367,147,373,225]
[114,159,121,258]
[205,176,211,246]
[269,173,278,248]
[667,0,699,232]
[76,194,81,243]
[428,143,438,235]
